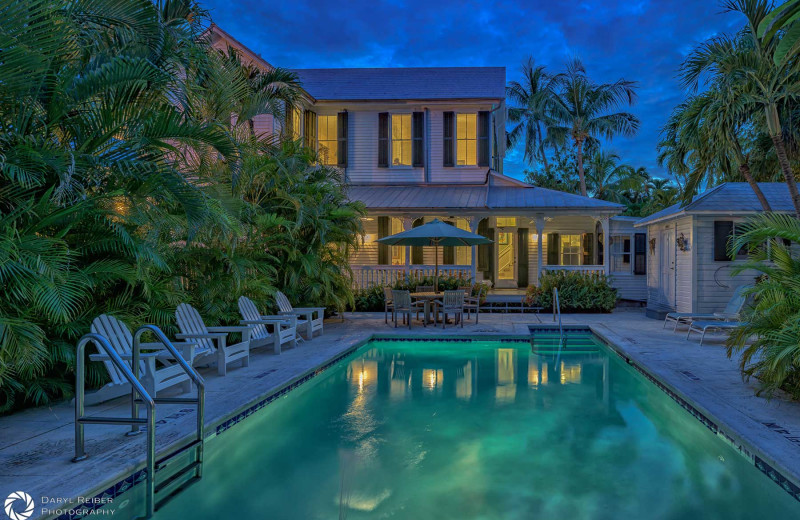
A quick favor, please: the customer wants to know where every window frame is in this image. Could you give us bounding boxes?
[317,114,338,166]
[456,112,478,166]
[560,234,582,266]
[609,234,633,274]
[390,113,413,168]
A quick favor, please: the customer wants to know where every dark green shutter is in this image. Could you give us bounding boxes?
[477,111,490,167]
[378,113,389,167]
[412,112,424,167]
[547,233,559,266]
[714,221,733,261]
[477,219,489,271]
[595,221,604,265]
[582,233,594,266]
[337,112,348,167]
[412,218,424,264]
[517,228,529,288]
[285,103,295,138]
[634,233,647,275]
[378,217,390,264]
[443,111,455,167]
[443,220,455,264]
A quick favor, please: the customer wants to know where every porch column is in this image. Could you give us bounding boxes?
[600,216,610,275]
[534,214,545,284]
[469,216,479,283]
[402,216,413,281]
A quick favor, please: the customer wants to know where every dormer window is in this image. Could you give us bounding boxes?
[456,113,477,166]
[391,114,412,166]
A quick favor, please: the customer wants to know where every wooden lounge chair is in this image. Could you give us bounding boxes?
[275,291,325,340]
[87,315,196,404]
[392,290,413,329]
[238,296,298,354]
[435,290,465,329]
[686,320,743,346]
[664,285,751,331]
[175,303,251,376]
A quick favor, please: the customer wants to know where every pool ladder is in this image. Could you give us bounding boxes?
[73,325,206,519]
[552,288,566,348]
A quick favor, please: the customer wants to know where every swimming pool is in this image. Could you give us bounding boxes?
[153,335,799,519]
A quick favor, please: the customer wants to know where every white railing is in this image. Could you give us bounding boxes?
[351,265,473,290]
[544,265,605,275]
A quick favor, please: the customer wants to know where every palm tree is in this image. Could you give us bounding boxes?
[681,0,800,216]
[506,58,561,172]
[584,151,632,202]
[548,58,640,197]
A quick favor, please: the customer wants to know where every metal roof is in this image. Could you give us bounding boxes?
[635,182,794,227]
[347,183,623,214]
[291,67,506,101]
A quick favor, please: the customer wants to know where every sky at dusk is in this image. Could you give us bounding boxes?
[201,0,743,180]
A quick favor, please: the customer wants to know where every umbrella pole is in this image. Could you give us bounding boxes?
[435,241,439,292]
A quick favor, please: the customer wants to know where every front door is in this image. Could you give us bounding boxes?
[659,228,676,308]
[496,229,517,288]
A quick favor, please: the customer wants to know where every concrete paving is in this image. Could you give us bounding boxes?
[2,309,800,519]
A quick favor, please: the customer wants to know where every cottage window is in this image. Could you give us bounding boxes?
[391,114,412,166]
[391,218,406,265]
[560,235,582,266]
[290,106,302,140]
[456,113,477,166]
[318,115,338,165]
[610,236,631,273]
[455,219,472,265]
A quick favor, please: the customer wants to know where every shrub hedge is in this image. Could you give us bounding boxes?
[524,271,617,313]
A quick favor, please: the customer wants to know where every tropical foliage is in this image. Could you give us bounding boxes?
[727,213,800,398]
[524,271,617,313]
[0,0,363,412]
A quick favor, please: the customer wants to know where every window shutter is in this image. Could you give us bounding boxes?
[634,233,647,275]
[378,113,389,167]
[443,220,455,264]
[285,103,294,139]
[337,112,348,168]
[443,111,455,167]
[477,219,489,271]
[547,233,560,266]
[714,221,734,261]
[517,228,529,288]
[595,221,604,265]
[412,218,424,264]
[378,217,390,265]
[412,112,424,167]
[582,233,594,266]
[477,111,490,167]
[304,111,316,149]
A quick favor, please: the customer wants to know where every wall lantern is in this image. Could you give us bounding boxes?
[677,233,689,252]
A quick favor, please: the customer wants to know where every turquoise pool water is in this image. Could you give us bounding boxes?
[157,336,800,519]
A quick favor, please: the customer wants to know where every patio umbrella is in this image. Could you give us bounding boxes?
[377,218,492,291]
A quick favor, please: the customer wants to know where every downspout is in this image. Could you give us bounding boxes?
[424,107,431,183]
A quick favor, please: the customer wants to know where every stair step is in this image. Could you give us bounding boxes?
[155,475,202,511]
[155,439,202,471]
[155,461,202,494]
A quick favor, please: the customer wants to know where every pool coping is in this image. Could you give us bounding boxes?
[51,329,800,518]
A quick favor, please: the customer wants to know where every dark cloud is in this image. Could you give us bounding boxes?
[203,0,741,178]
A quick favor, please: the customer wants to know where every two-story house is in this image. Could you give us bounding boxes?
[208,25,647,300]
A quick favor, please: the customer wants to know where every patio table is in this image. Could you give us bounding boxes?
[410,292,443,324]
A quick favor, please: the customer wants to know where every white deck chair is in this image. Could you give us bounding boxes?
[175,303,251,376]
[238,296,298,354]
[686,320,743,346]
[664,285,751,331]
[87,315,196,405]
[275,291,325,340]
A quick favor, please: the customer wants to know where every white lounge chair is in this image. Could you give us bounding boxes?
[686,320,743,346]
[87,315,196,404]
[175,303,251,376]
[664,285,751,331]
[238,296,299,354]
[275,291,325,340]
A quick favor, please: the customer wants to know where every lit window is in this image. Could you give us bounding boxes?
[456,113,477,166]
[455,219,472,265]
[318,115,337,165]
[560,235,581,266]
[496,217,516,227]
[391,218,406,265]
[610,236,631,273]
[290,106,302,140]
[391,114,412,166]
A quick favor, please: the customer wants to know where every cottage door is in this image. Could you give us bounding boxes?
[659,228,676,308]
[495,218,517,288]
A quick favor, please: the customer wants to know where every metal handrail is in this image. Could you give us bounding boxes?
[73,333,156,517]
[552,288,564,346]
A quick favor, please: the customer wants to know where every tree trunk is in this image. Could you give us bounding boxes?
[770,134,800,217]
[576,138,587,197]
[739,163,772,212]
[538,124,550,174]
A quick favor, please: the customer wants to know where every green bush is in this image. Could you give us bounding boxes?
[350,277,490,312]
[524,271,617,313]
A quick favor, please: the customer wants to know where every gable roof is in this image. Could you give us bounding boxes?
[635,183,794,227]
[291,67,506,101]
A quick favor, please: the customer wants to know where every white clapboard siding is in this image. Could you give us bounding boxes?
[428,110,490,184]
[346,111,424,184]
[674,216,694,313]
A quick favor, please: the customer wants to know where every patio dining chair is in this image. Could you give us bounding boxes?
[434,290,465,329]
[414,285,435,320]
[458,285,473,319]
[384,286,395,324]
[463,285,484,323]
[392,290,414,329]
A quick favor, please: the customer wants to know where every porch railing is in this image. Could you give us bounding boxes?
[543,265,605,276]
[351,265,473,290]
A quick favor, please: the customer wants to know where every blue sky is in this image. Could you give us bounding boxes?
[202,0,742,179]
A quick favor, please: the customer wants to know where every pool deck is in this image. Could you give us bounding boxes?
[3,309,800,518]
